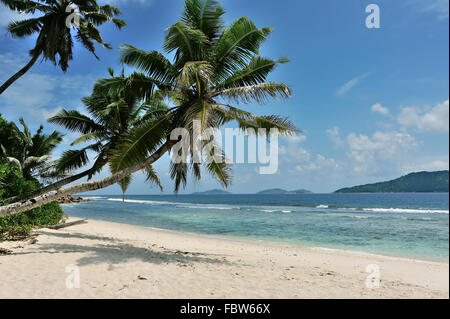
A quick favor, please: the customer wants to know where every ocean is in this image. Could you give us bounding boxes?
[62,193,449,261]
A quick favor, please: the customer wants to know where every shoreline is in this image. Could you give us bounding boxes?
[64,211,449,264]
[0,217,448,298]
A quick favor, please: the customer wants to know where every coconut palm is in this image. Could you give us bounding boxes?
[0,0,126,95]
[113,0,296,192]
[0,117,64,180]
[3,68,164,204]
[0,0,297,217]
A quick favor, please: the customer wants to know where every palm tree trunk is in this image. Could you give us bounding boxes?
[0,54,40,95]
[0,141,174,218]
[4,168,93,205]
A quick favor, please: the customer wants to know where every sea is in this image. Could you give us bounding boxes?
[62,193,449,261]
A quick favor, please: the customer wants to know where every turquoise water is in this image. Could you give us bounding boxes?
[62,193,449,261]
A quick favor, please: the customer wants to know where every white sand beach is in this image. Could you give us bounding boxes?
[0,217,448,299]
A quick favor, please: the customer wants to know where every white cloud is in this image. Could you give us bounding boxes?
[371,103,390,116]
[397,99,449,133]
[326,126,344,147]
[335,73,370,97]
[294,154,339,173]
[347,131,417,173]
[283,134,306,144]
[0,53,100,125]
[401,156,449,174]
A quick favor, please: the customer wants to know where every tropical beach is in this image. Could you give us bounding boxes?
[0,0,449,303]
[0,217,448,299]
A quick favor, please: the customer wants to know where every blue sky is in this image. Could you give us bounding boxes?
[0,0,448,194]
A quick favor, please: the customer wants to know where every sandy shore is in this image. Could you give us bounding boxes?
[0,217,448,299]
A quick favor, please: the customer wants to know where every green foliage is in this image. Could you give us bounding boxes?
[48,68,167,197]
[0,157,64,241]
[1,0,126,72]
[335,171,450,193]
[0,114,64,180]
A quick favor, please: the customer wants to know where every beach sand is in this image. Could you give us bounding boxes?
[0,217,448,299]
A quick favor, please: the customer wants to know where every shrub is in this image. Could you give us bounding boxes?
[0,157,65,241]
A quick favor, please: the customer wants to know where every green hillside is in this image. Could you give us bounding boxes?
[335,171,449,193]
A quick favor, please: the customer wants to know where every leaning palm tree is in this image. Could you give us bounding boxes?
[113,0,296,192]
[0,118,64,180]
[48,67,165,199]
[0,0,126,95]
[4,68,164,204]
[0,0,297,217]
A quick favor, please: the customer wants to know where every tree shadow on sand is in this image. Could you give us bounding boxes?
[15,231,233,269]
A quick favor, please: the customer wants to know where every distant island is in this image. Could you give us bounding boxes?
[257,188,312,195]
[192,188,313,195]
[192,189,232,195]
[335,171,449,193]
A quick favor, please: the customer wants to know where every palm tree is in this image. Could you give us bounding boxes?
[0,0,126,95]
[0,118,64,180]
[48,67,165,200]
[113,0,296,192]
[0,0,297,217]
[4,68,165,204]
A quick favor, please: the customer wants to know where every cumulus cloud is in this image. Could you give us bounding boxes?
[397,99,449,133]
[326,126,344,147]
[0,53,100,125]
[294,154,339,173]
[283,134,306,144]
[401,156,449,174]
[335,73,370,97]
[347,131,417,173]
[371,103,390,116]
[279,134,339,175]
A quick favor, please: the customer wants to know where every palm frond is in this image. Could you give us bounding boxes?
[55,149,90,173]
[212,105,298,135]
[163,21,209,64]
[216,56,289,89]
[170,162,188,193]
[143,165,163,191]
[110,112,173,173]
[48,109,104,134]
[181,0,225,41]
[202,142,231,188]
[216,82,292,104]
[8,17,43,38]
[215,17,273,76]
[120,44,176,83]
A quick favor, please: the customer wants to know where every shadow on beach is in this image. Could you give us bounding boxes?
[13,231,233,269]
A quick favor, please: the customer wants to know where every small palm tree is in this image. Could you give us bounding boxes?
[0,118,64,180]
[113,0,297,192]
[0,0,126,94]
[48,68,166,200]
